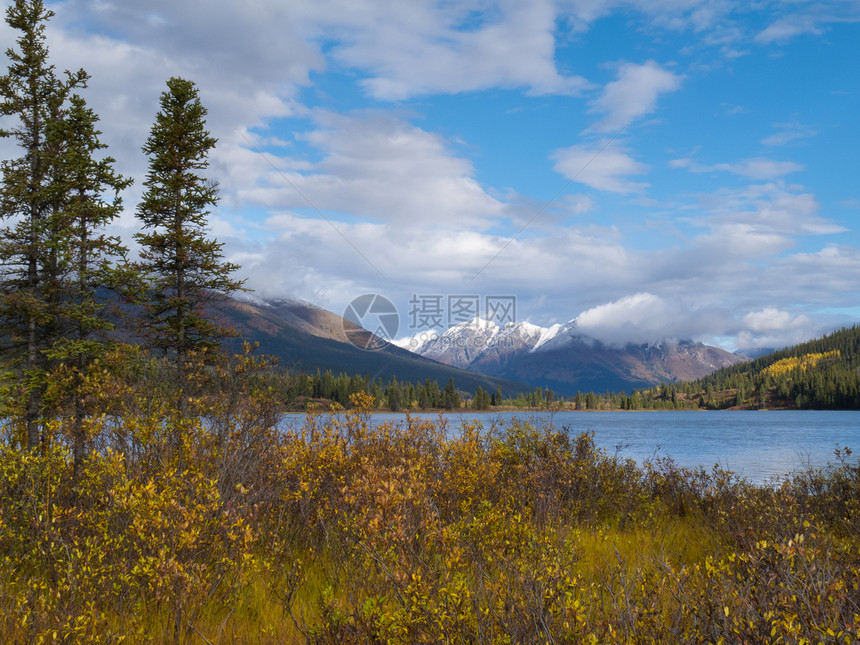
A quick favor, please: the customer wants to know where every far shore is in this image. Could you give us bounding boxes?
[282,405,795,415]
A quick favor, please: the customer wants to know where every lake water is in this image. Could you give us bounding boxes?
[283,410,860,484]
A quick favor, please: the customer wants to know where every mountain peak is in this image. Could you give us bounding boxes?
[400,315,744,394]
[451,316,499,331]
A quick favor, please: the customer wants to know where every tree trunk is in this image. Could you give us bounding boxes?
[27,210,41,449]
[26,76,42,450]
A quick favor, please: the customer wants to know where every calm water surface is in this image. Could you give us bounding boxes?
[283,410,860,484]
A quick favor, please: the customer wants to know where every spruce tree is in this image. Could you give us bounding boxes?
[135,77,244,406]
[444,377,460,410]
[0,0,87,447]
[46,93,132,468]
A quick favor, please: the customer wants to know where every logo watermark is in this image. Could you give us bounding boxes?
[408,294,516,329]
[343,293,518,352]
[343,294,399,351]
[405,327,520,352]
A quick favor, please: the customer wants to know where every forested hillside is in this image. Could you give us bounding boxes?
[552,326,860,411]
[688,326,860,409]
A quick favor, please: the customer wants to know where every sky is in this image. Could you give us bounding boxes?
[3,0,860,350]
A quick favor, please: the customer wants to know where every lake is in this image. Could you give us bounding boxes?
[282,410,860,484]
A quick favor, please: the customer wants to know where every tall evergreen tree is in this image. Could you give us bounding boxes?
[46,93,132,469]
[0,0,86,448]
[135,77,244,405]
[444,377,460,410]
[49,94,132,346]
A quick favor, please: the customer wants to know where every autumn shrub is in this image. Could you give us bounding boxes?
[783,447,860,539]
[650,531,860,643]
[1,376,860,643]
[486,423,647,527]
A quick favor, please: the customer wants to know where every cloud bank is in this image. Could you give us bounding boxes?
[1,0,856,353]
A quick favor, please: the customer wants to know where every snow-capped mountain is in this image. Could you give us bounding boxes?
[395,317,582,362]
[208,297,530,395]
[395,317,549,368]
[396,317,745,394]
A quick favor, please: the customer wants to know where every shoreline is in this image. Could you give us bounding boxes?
[283,405,802,415]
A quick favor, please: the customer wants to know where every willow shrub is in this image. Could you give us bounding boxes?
[0,379,859,643]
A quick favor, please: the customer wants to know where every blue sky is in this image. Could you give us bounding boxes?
[4,0,860,350]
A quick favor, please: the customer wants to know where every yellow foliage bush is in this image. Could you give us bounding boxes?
[1,358,859,643]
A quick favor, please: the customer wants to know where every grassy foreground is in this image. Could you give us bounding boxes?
[1,389,859,643]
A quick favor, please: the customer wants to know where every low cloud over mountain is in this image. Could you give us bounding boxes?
[397,317,745,394]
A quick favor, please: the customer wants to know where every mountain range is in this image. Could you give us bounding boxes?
[210,296,530,395]
[205,295,746,396]
[395,317,745,394]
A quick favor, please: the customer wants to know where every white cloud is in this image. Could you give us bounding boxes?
[318,0,589,99]
[743,308,809,333]
[567,287,829,351]
[754,3,860,45]
[736,308,817,350]
[59,0,323,85]
[761,121,818,147]
[561,194,595,215]
[223,181,857,349]
[239,111,508,230]
[776,245,860,299]
[712,158,804,180]
[229,211,640,323]
[668,157,694,169]
[566,0,737,36]
[41,1,318,214]
[696,182,845,237]
[588,60,683,133]
[574,292,726,345]
[552,142,649,193]
[755,15,824,44]
[677,156,805,179]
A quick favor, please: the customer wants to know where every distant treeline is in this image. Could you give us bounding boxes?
[297,325,860,412]
[290,369,693,411]
[295,370,464,410]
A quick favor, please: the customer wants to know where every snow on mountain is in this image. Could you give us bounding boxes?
[531,319,582,352]
[425,319,500,369]
[398,316,746,393]
[399,317,582,361]
[397,317,558,365]
[531,322,563,351]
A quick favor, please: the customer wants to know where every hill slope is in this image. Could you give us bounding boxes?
[682,325,860,409]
